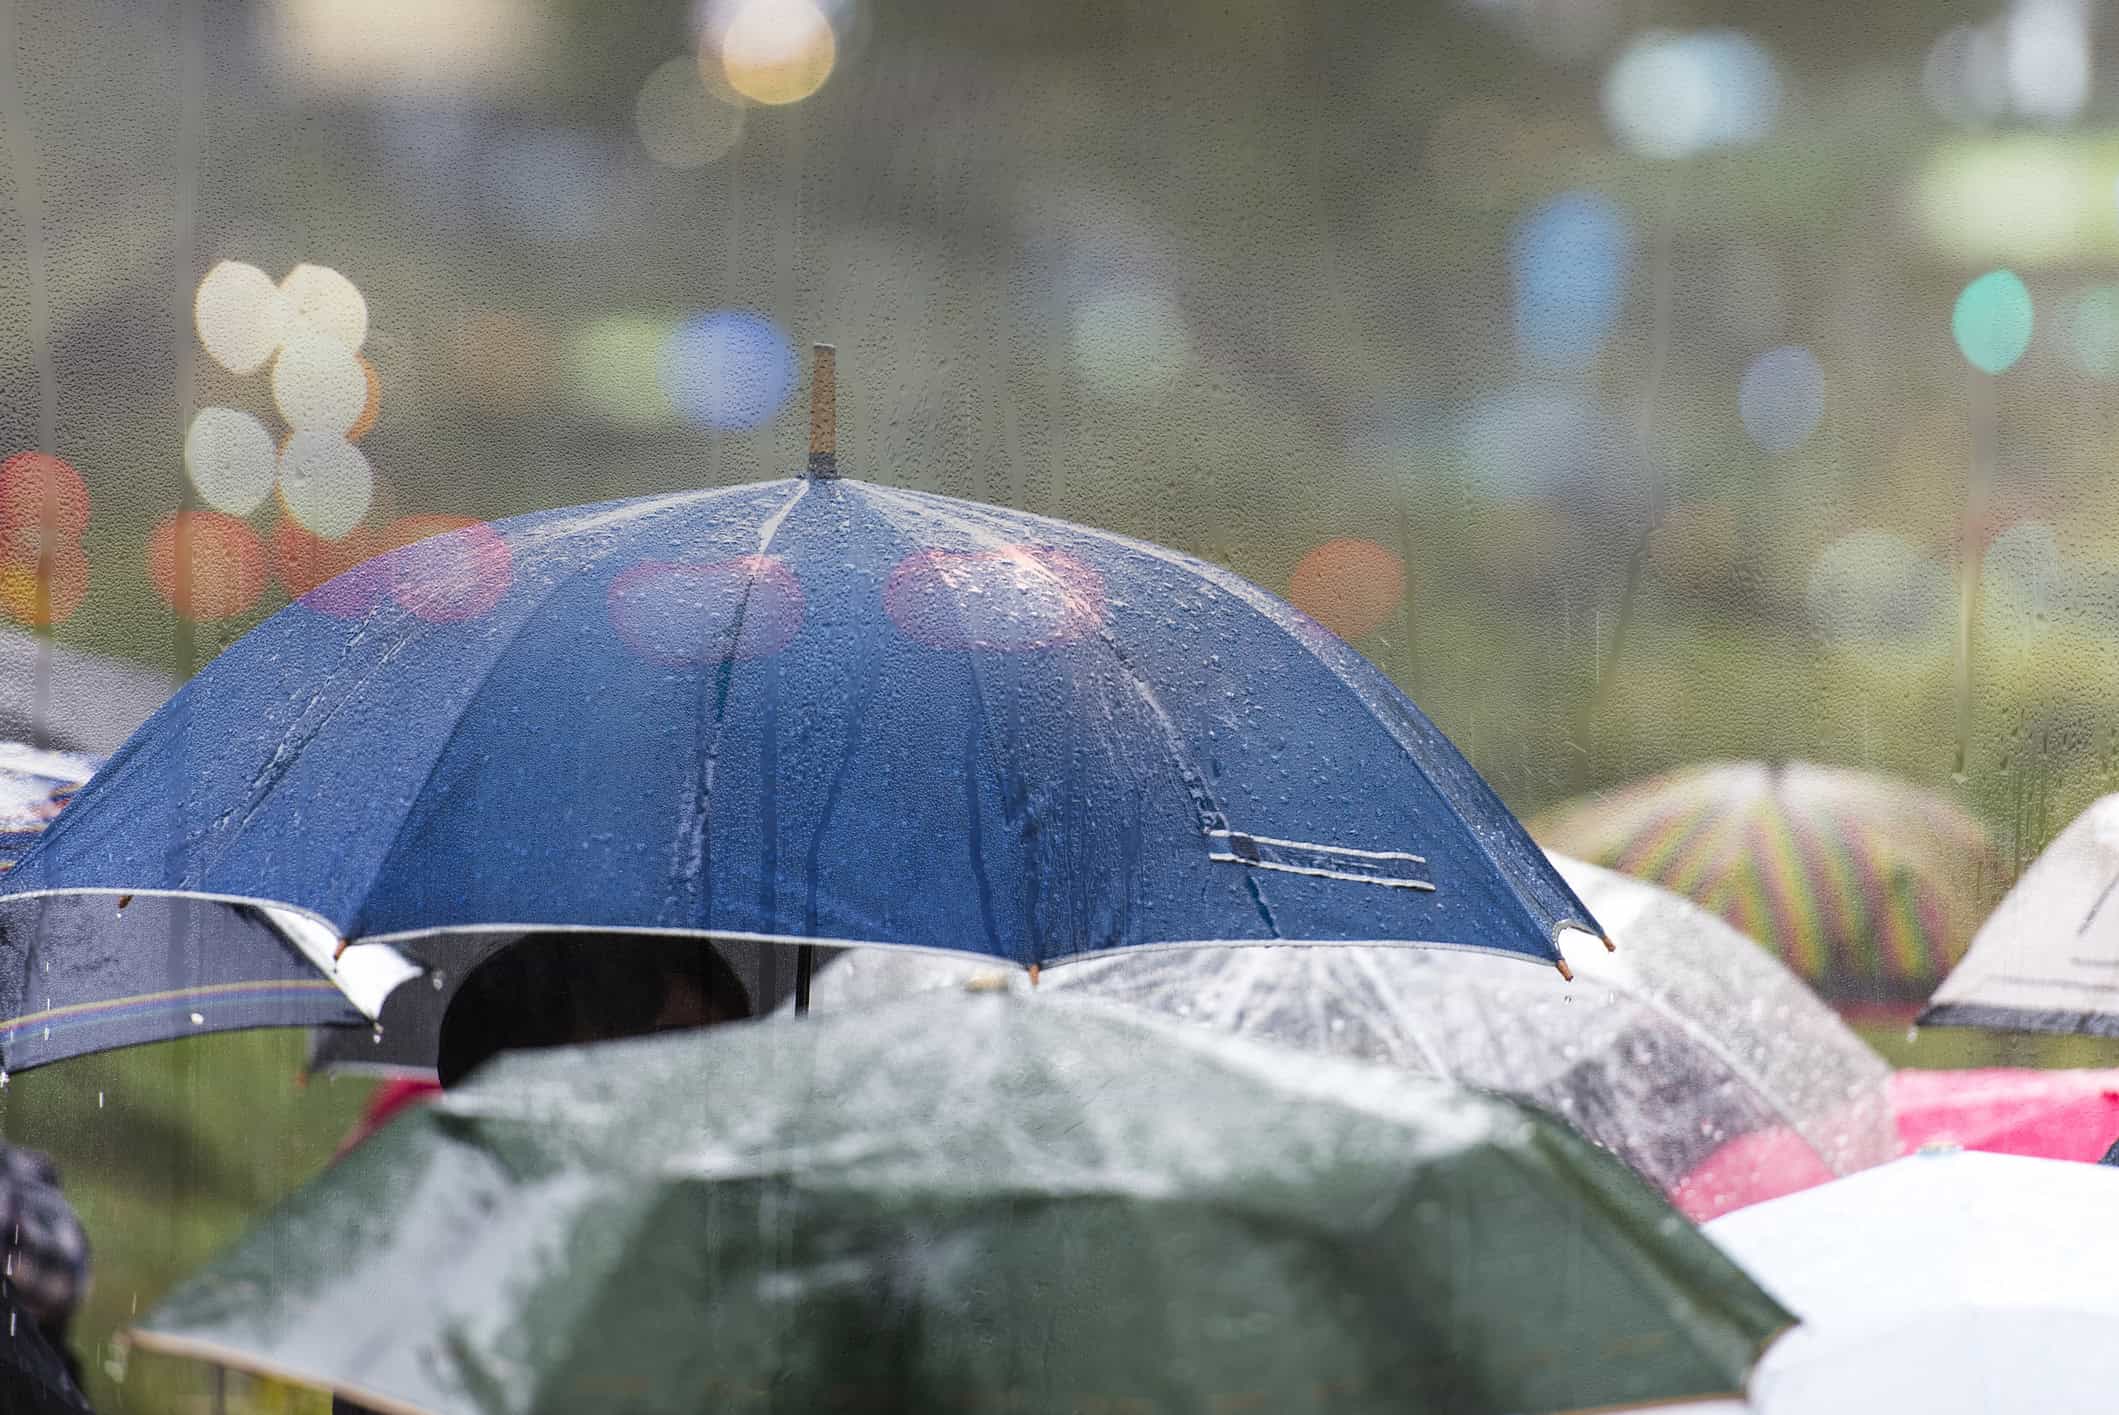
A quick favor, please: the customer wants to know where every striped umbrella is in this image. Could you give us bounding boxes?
[1531,761,2000,1011]
[0,742,97,872]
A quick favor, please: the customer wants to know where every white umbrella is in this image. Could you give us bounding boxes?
[1923,792,2119,1037]
[1705,1150,2119,1413]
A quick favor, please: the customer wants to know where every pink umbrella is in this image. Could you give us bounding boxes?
[1675,1067,2119,1221]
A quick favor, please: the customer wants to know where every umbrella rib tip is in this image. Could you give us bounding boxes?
[1554,958,1574,982]
[1601,931,1617,952]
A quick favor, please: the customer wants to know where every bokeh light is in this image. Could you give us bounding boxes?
[1914,140,2100,266]
[1923,24,2008,126]
[635,56,745,168]
[278,431,374,538]
[1510,192,1631,370]
[146,512,267,622]
[1737,346,1825,453]
[273,331,371,434]
[2064,286,2119,377]
[278,263,369,352]
[1458,384,1633,500]
[607,556,805,664]
[1288,538,1406,641]
[2004,0,2090,124]
[883,547,1104,652]
[1952,269,2034,374]
[658,310,797,431]
[273,517,386,613]
[1070,286,1192,401]
[184,408,278,516]
[384,516,512,623]
[0,452,89,537]
[194,261,289,376]
[1806,530,1953,644]
[719,0,837,105]
[0,533,87,628]
[567,317,679,425]
[1602,30,1783,160]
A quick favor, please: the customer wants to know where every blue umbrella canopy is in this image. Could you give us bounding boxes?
[0,740,371,1072]
[4,462,1599,975]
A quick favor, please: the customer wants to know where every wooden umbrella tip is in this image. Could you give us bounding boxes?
[808,343,839,480]
[1554,958,1574,982]
[1601,931,1617,952]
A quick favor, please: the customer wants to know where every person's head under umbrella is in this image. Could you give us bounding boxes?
[435,932,753,1089]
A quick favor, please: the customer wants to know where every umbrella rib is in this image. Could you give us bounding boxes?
[853,483,1286,941]
[353,487,807,936]
[869,484,1583,957]
[673,479,812,935]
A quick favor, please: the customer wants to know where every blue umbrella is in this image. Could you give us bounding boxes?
[0,740,372,1072]
[4,355,1600,987]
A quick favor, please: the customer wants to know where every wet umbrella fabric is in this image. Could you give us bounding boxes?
[0,742,364,1071]
[1704,1150,2119,1413]
[804,852,1899,1217]
[1922,792,2119,1036]
[6,476,1598,973]
[1533,760,1997,1012]
[133,990,1788,1415]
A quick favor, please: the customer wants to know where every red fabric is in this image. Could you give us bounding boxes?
[1672,1067,2119,1222]
[1888,1066,2119,1162]
[334,1078,443,1160]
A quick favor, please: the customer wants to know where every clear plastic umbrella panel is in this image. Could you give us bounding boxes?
[804,852,1899,1217]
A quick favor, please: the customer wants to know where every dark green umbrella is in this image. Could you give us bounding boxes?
[131,989,1788,1415]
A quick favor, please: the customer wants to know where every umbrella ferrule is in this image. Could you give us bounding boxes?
[807,344,839,481]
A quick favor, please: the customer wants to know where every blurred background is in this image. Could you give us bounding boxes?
[9,0,2119,1408]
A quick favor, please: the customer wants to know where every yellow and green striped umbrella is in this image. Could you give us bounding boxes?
[1532,761,2000,1013]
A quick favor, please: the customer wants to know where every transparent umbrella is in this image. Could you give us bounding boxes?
[803,852,1898,1217]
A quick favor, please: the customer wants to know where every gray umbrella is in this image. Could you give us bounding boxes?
[0,627,170,755]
